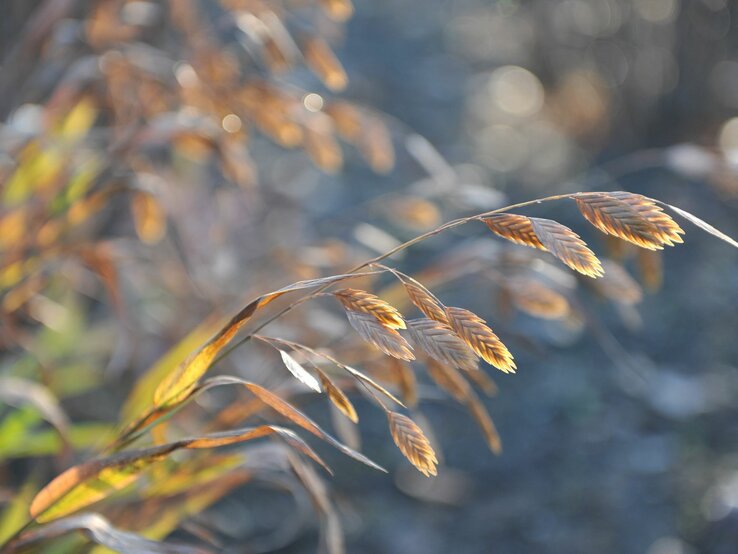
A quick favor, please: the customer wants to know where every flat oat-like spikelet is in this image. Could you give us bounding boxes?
[483,214,603,278]
[316,369,358,423]
[445,307,516,373]
[345,310,415,361]
[609,191,684,246]
[507,279,570,320]
[484,213,544,249]
[335,288,406,329]
[530,218,604,278]
[424,359,471,403]
[387,412,438,477]
[574,192,684,250]
[593,260,643,305]
[406,318,479,372]
[398,276,449,324]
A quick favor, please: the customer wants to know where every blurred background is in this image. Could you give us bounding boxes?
[1,0,738,553]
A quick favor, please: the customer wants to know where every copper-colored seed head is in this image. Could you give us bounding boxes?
[387,412,438,477]
[445,307,516,373]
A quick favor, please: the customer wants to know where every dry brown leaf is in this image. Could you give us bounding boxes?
[344,310,414,361]
[288,454,345,554]
[575,192,684,250]
[445,307,515,373]
[243,382,384,471]
[334,288,406,329]
[29,423,332,522]
[407,318,479,372]
[387,412,438,477]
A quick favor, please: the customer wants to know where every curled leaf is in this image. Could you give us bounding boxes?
[279,350,322,392]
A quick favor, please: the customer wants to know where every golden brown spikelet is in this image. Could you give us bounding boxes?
[397,275,449,324]
[316,370,358,423]
[609,191,684,246]
[574,192,684,250]
[530,218,604,278]
[334,288,406,329]
[424,359,471,403]
[507,279,570,320]
[387,412,438,476]
[303,38,348,92]
[444,307,516,373]
[483,214,603,278]
[407,318,479,372]
[484,214,544,249]
[345,310,415,360]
